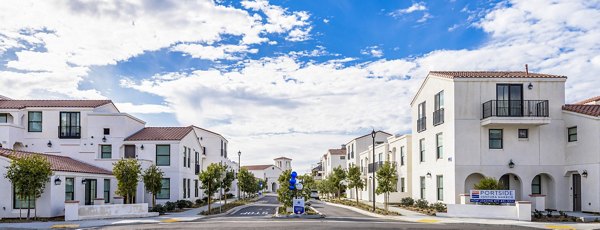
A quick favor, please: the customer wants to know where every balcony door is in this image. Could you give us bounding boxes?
[84,179,97,205]
[496,84,523,117]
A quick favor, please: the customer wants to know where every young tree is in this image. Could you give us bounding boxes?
[276,169,293,208]
[199,163,223,214]
[113,159,142,204]
[330,166,347,198]
[221,166,235,205]
[142,164,164,207]
[5,154,52,220]
[375,162,398,211]
[298,174,315,200]
[237,168,254,198]
[346,164,364,205]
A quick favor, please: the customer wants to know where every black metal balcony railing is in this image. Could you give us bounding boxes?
[433,108,444,126]
[417,117,426,132]
[59,126,81,139]
[482,100,549,119]
[367,162,398,173]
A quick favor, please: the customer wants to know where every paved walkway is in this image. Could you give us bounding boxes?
[330,199,600,230]
[0,197,238,229]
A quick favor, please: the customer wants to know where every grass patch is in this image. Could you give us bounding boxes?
[277,206,319,216]
[327,199,401,216]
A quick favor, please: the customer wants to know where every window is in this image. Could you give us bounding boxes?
[183,147,187,168]
[417,102,426,132]
[436,133,443,159]
[0,113,7,123]
[351,143,354,158]
[28,111,42,132]
[400,146,405,166]
[400,177,405,192]
[104,179,110,203]
[340,156,345,160]
[195,180,199,197]
[156,145,170,166]
[59,112,81,138]
[187,179,191,198]
[489,129,503,149]
[65,178,75,201]
[568,127,577,142]
[103,128,110,135]
[183,178,187,198]
[532,175,541,195]
[220,140,224,156]
[518,129,528,139]
[437,175,444,201]
[14,187,35,209]
[360,159,363,172]
[420,176,426,199]
[187,148,191,168]
[434,91,444,126]
[378,152,383,162]
[419,138,425,162]
[100,145,112,159]
[157,178,170,199]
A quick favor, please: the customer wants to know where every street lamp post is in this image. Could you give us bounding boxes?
[371,129,376,212]
[238,150,241,199]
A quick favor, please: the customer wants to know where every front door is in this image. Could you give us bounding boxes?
[497,84,523,116]
[573,174,582,211]
[125,145,136,158]
[84,179,97,205]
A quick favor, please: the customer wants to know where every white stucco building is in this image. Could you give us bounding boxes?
[320,146,347,179]
[344,131,391,201]
[243,157,292,193]
[410,71,600,213]
[0,97,237,218]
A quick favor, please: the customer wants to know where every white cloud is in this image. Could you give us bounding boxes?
[171,44,258,61]
[114,102,172,114]
[389,2,427,17]
[361,46,384,58]
[417,12,433,23]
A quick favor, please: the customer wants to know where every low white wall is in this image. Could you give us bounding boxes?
[65,202,158,221]
[437,201,531,221]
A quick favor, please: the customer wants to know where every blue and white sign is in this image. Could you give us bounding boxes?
[470,190,515,203]
[293,198,305,214]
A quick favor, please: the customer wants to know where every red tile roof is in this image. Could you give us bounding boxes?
[0,99,113,109]
[575,96,600,105]
[125,126,194,141]
[242,165,274,171]
[274,157,292,160]
[0,148,112,175]
[562,105,600,117]
[328,149,346,155]
[429,71,566,79]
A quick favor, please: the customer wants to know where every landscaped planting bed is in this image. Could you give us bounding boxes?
[326,199,401,216]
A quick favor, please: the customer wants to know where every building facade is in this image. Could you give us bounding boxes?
[320,146,347,179]
[243,157,292,193]
[344,131,391,201]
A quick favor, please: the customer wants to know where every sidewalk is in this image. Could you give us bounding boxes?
[330,199,600,230]
[0,197,238,229]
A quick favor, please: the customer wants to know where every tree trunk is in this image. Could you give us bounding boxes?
[355,187,359,205]
[385,193,389,211]
[34,191,37,220]
[207,183,211,214]
[26,195,31,220]
[152,194,156,207]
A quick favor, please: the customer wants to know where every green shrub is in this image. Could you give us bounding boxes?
[164,201,176,211]
[150,204,166,214]
[400,197,414,206]
[195,199,205,206]
[430,202,447,212]
[414,199,429,209]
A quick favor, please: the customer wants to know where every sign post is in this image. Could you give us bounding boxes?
[289,171,305,214]
[470,190,515,204]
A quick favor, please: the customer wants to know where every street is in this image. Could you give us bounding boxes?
[99,195,537,230]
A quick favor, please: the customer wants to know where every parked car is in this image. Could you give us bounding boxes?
[310,190,320,200]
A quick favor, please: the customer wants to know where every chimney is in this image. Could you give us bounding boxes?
[341,144,346,149]
[525,64,529,76]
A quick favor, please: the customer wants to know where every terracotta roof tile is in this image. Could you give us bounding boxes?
[429,71,566,79]
[575,96,600,105]
[242,165,274,171]
[0,99,112,109]
[328,149,346,155]
[562,105,600,117]
[274,157,292,160]
[125,126,194,141]
[0,148,112,175]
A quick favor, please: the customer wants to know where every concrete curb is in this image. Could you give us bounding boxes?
[323,201,394,220]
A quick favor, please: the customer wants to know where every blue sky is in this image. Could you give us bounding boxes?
[1,0,599,172]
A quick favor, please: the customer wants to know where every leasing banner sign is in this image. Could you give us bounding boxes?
[470,190,515,203]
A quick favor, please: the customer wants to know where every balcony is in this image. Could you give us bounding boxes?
[59,126,81,139]
[417,117,426,132]
[433,108,444,126]
[481,100,550,126]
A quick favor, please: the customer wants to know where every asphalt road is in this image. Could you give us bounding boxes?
[309,199,373,220]
[226,195,279,218]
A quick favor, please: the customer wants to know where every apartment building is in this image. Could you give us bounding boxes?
[243,157,292,193]
[410,71,600,213]
[320,145,347,179]
[345,131,391,201]
[0,97,237,217]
